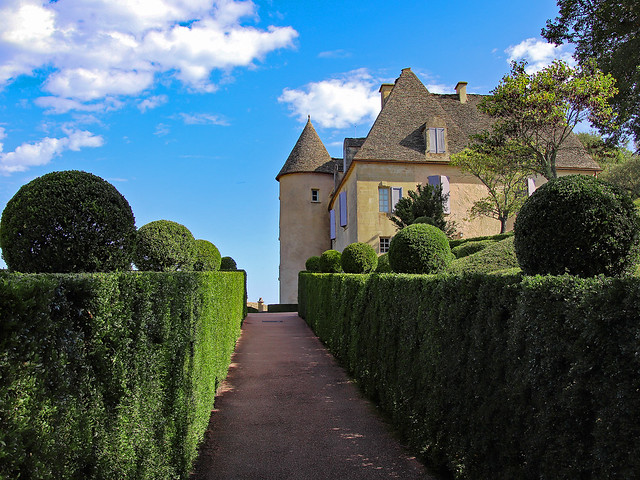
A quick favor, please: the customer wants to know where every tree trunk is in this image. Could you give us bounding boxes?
[499,217,507,234]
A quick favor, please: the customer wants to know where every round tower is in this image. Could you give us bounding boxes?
[276,119,335,304]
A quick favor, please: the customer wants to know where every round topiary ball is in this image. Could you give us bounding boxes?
[374,253,392,273]
[514,175,640,277]
[388,223,454,274]
[134,220,196,271]
[220,256,237,270]
[193,239,221,271]
[341,242,378,273]
[305,255,321,272]
[0,170,135,273]
[412,216,437,226]
[319,249,342,273]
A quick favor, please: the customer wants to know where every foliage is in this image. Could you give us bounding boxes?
[134,220,196,272]
[298,272,640,479]
[0,271,245,480]
[543,0,640,146]
[0,170,136,273]
[480,60,618,179]
[388,223,453,274]
[305,256,321,272]
[447,236,519,274]
[390,184,456,236]
[193,239,221,271]
[449,232,513,250]
[220,256,237,271]
[599,155,640,201]
[319,250,342,273]
[451,239,496,259]
[514,175,640,277]
[450,134,532,233]
[576,132,635,169]
[374,253,392,273]
[341,242,378,273]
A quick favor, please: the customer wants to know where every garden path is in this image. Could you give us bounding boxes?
[190,312,435,480]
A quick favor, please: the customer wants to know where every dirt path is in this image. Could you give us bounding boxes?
[190,312,436,480]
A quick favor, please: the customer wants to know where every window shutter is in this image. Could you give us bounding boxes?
[339,191,347,227]
[428,128,437,153]
[527,177,536,196]
[440,175,450,214]
[436,128,446,153]
[428,175,441,187]
[330,209,336,239]
[391,187,402,211]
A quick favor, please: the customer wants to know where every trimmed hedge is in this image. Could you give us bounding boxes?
[447,236,519,274]
[220,256,237,271]
[388,223,453,273]
[375,253,392,273]
[449,232,513,250]
[305,256,321,272]
[134,220,197,272]
[0,271,245,480]
[341,242,378,273]
[193,239,221,271]
[451,239,495,258]
[319,250,342,273]
[298,272,640,479]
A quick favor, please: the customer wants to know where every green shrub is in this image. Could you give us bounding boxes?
[449,232,513,250]
[319,250,343,273]
[134,220,197,271]
[0,271,245,479]
[375,253,392,273]
[220,256,237,270]
[341,242,378,273]
[193,239,221,271]
[412,216,437,226]
[388,223,453,273]
[515,175,640,277]
[447,236,519,274]
[0,170,135,273]
[305,256,321,272]
[451,239,495,258]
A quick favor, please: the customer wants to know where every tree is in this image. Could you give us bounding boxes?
[390,183,456,237]
[542,0,640,147]
[599,156,640,202]
[576,132,635,170]
[450,135,533,233]
[480,59,618,179]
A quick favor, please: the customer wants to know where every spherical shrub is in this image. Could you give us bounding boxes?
[220,256,237,270]
[305,255,321,272]
[0,170,135,273]
[134,220,196,271]
[514,175,640,277]
[319,249,342,273]
[375,253,392,273]
[388,223,454,274]
[341,242,378,273]
[412,216,437,226]
[193,239,221,271]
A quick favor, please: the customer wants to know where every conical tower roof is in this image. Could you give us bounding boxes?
[276,118,334,180]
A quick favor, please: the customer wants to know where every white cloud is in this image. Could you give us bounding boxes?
[180,112,229,126]
[425,83,453,94]
[506,38,575,73]
[0,129,104,174]
[0,0,298,109]
[154,123,170,136]
[138,94,169,112]
[279,69,380,129]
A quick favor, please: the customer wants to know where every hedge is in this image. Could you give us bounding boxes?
[0,271,245,480]
[298,272,640,479]
[446,236,519,275]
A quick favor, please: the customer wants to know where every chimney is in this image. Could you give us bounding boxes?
[455,82,468,104]
[379,83,394,109]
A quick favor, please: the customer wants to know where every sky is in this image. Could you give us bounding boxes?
[0,0,578,303]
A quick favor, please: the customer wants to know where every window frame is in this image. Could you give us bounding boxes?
[379,236,391,253]
[311,188,320,203]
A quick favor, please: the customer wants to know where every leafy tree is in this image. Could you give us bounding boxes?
[480,59,617,179]
[390,183,456,237]
[599,156,640,202]
[451,134,533,233]
[542,0,640,146]
[576,132,635,170]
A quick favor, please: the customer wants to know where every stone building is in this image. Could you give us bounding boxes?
[276,68,600,303]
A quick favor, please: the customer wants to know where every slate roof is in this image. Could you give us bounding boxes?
[353,68,600,171]
[276,118,334,180]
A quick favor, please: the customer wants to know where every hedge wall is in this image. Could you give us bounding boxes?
[298,272,640,479]
[0,271,245,480]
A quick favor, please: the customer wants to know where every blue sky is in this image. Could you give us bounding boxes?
[0,0,577,303]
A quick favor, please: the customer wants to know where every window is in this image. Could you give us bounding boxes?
[379,186,403,213]
[427,127,446,153]
[379,187,390,212]
[311,189,319,202]
[379,237,391,253]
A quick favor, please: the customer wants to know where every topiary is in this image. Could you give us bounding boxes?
[412,216,437,226]
[193,239,221,271]
[375,253,392,273]
[514,175,640,277]
[220,256,237,270]
[305,255,321,272]
[447,236,519,274]
[319,249,343,273]
[134,220,197,271]
[341,242,378,273]
[388,223,454,274]
[451,239,496,259]
[0,170,135,273]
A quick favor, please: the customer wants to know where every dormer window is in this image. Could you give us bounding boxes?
[311,189,320,202]
[427,127,446,153]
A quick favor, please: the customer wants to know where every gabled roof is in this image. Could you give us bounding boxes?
[276,118,334,180]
